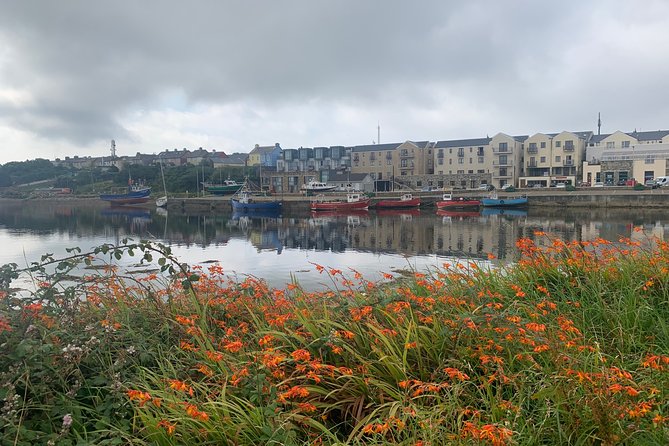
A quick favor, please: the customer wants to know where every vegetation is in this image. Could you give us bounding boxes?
[0,158,257,196]
[1,233,668,445]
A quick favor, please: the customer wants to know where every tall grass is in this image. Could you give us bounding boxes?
[1,232,668,444]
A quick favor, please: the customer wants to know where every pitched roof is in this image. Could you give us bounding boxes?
[352,142,402,153]
[626,130,669,141]
[327,172,370,182]
[435,137,491,148]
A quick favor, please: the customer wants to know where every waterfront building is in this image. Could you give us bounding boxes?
[432,137,492,190]
[582,130,669,185]
[490,133,525,189]
[519,131,591,187]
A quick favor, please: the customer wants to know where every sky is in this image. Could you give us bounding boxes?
[1,0,668,165]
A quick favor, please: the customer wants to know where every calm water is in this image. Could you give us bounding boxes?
[0,200,667,290]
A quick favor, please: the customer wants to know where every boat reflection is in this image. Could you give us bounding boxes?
[375,208,421,217]
[480,208,528,217]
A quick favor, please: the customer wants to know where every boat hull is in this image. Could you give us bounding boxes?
[436,199,480,209]
[481,197,528,207]
[310,199,371,211]
[374,198,421,209]
[100,188,151,205]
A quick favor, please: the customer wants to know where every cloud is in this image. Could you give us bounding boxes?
[0,0,668,163]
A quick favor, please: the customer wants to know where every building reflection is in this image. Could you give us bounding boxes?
[0,202,668,263]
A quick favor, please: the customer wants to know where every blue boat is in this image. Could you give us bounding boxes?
[481,194,528,207]
[99,184,151,205]
[231,191,282,213]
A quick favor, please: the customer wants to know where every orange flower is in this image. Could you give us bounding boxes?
[157,419,175,434]
[127,389,152,407]
[168,379,194,396]
[223,340,243,353]
[291,349,312,362]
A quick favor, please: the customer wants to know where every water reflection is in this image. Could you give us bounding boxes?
[1,200,668,271]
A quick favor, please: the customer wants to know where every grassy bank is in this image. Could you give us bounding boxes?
[1,234,668,445]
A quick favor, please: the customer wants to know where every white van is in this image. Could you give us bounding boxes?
[655,176,669,187]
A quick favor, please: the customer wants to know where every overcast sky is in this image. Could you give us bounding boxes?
[1,0,668,164]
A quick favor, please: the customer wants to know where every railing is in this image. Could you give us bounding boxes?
[563,145,574,152]
[563,160,574,166]
[527,147,538,154]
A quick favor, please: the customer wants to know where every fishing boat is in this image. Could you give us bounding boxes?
[301,180,337,193]
[230,190,283,213]
[99,182,151,205]
[373,193,421,209]
[481,193,528,207]
[310,192,371,211]
[436,193,480,209]
[202,179,243,195]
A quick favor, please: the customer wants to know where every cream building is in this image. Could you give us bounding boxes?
[582,130,669,185]
[520,131,591,187]
[490,133,525,188]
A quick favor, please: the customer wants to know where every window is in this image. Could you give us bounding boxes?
[457,170,464,174]
[540,142,546,148]
[606,142,615,148]
[458,148,464,157]
[555,141,561,148]
[438,149,444,158]
[449,159,452,164]
[528,142,537,152]
[468,170,473,174]
[499,167,507,176]
[499,142,508,152]
[449,148,452,154]
[477,147,484,156]
[469,158,472,163]
[499,155,507,165]
[438,158,444,165]
[540,156,546,163]
[387,158,392,165]
[478,156,484,163]
[477,169,485,173]
[622,141,630,148]
[555,155,561,162]
[565,140,574,151]
[458,158,464,164]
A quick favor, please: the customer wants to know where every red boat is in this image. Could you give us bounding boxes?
[436,193,480,209]
[310,192,371,211]
[373,193,421,209]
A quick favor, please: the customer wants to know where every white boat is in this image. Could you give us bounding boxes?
[301,180,337,192]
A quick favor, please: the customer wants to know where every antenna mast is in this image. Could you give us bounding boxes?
[110,139,116,158]
[377,122,380,145]
[597,113,601,136]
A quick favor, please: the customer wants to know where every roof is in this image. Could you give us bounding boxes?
[250,144,281,155]
[352,142,402,153]
[327,172,371,182]
[435,137,491,148]
[214,153,247,165]
[626,130,669,141]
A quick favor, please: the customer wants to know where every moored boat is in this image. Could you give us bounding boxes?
[374,193,421,209]
[231,191,283,213]
[310,192,371,211]
[301,180,337,193]
[203,179,243,195]
[436,193,480,209]
[99,184,151,205]
[481,194,528,207]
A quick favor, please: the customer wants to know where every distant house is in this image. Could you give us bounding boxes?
[248,143,282,167]
[185,148,211,165]
[325,171,374,193]
[157,149,189,166]
[213,152,248,168]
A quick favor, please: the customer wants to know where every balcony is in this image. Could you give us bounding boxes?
[495,146,509,153]
[563,145,575,152]
[528,161,538,168]
[563,160,574,166]
[527,147,538,154]
[400,150,413,158]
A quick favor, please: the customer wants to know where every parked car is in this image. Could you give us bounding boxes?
[478,184,494,191]
[593,182,604,187]
[501,184,515,191]
[655,176,669,187]
[578,181,591,187]
[645,179,659,189]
